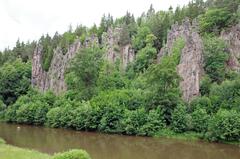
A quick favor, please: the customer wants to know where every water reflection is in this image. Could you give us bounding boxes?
[0,123,239,159]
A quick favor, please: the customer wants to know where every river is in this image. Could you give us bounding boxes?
[0,123,239,159]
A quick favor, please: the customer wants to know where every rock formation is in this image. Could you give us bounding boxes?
[32,28,134,94]
[32,40,81,94]
[102,27,135,70]
[158,19,204,102]
[221,24,240,72]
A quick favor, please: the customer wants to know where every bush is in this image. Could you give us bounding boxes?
[16,100,50,125]
[121,108,147,135]
[98,106,124,133]
[91,89,146,110]
[52,149,91,159]
[46,107,62,128]
[140,108,166,136]
[200,75,212,96]
[71,102,100,131]
[206,109,240,142]
[199,8,232,33]
[171,104,191,133]
[210,80,240,112]
[0,59,31,105]
[190,96,212,114]
[191,108,210,133]
[0,138,5,144]
[0,100,6,119]
[203,35,228,83]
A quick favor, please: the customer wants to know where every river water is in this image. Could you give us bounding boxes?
[0,123,239,159]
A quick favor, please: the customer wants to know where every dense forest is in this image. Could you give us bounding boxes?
[0,0,240,144]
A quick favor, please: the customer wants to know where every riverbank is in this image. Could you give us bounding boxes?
[0,138,50,159]
[0,137,91,159]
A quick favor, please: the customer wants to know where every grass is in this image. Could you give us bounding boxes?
[0,138,50,159]
[154,128,202,141]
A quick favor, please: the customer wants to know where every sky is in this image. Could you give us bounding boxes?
[0,0,191,51]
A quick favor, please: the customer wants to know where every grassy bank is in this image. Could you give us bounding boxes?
[0,138,91,159]
[0,138,50,159]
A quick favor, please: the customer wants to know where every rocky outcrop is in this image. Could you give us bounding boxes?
[32,40,81,94]
[221,24,240,72]
[102,27,135,70]
[158,19,204,102]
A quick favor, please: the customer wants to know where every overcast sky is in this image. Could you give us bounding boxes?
[0,0,191,51]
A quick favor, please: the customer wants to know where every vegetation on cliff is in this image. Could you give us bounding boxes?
[0,0,240,143]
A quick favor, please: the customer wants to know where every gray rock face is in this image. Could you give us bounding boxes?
[32,40,81,94]
[221,24,240,72]
[158,19,204,102]
[102,27,135,70]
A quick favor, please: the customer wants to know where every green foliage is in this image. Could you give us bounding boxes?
[206,109,240,142]
[66,46,103,100]
[121,108,147,135]
[0,138,5,144]
[46,107,62,128]
[133,44,157,73]
[0,100,6,112]
[140,108,166,136]
[200,75,212,96]
[171,104,190,133]
[191,108,210,133]
[52,149,91,159]
[5,90,55,125]
[190,96,213,114]
[0,100,6,119]
[2,0,240,144]
[145,38,184,123]
[0,59,31,105]
[97,62,126,91]
[209,79,240,112]
[71,102,100,131]
[90,89,146,110]
[199,8,232,33]
[203,35,229,83]
[60,31,76,54]
[132,26,152,51]
[98,106,124,133]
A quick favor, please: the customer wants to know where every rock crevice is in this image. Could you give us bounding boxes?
[158,19,204,102]
[221,24,240,72]
[32,40,81,94]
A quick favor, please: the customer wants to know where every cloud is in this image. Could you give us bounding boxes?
[0,0,190,51]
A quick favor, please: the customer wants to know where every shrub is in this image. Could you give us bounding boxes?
[90,89,146,110]
[121,108,147,135]
[199,8,232,33]
[0,100,6,119]
[0,138,5,144]
[190,96,212,114]
[98,106,124,133]
[210,80,240,112]
[52,149,91,159]
[200,75,212,96]
[140,108,166,136]
[46,107,62,128]
[0,59,31,105]
[203,35,228,83]
[71,102,100,131]
[4,95,30,122]
[206,109,240,142]
[191,108,210,133]
[171,104,191,133]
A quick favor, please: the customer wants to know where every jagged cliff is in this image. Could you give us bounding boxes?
[32,40,82,94]
[32,28,135,94]
[102,27,135,70]
[158,19,204,102]
[221,24,240,72]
